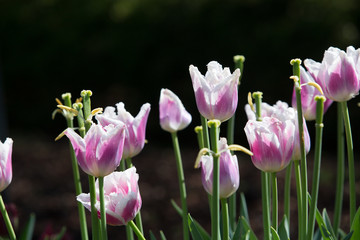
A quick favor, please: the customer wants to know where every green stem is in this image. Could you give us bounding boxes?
[284,162,292,225]
[81,90,93,132]
[99,177,108,240]
[292,59,308,239]
[88,175,100,240]
[209,120,221,240]
[195,126,204,149]
[261,172,271,240]
[340,101,356,225]
[308,96,325,240]
[333,102,345,236]
[171,132,189,240]
[201,116,210,149]
[0,195,16,240]
[128,220,146,240]
[294,160,303,240]
[221,199,229,240]
[271,173,278,231]
[62,94,88,240]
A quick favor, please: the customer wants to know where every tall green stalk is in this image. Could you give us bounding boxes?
[170,132,189,240]
[62,94,88,240]
[333,102,345,236]
[221,198,229,240]
[340,101,356,225]
[226,55,245,231]
[308,96,325,240]
[0,195,16,240]
[294,160,303,240]
[99,177,108,240]
[201,116,210,149]
[128,221,146,240]
[284,162,292,224]
[291,59,308,239]
[271,173,278,231]
[209,120,221,240]
[253,92,271,240]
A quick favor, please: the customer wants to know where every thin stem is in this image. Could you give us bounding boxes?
[271,173,278,231]
[209,120,221,240]
[81,90,93,132]
[88,175,100,240]
[171,132,189,240]
[0,195,16,240]
[294,160,303,240]
[261,172,271,240]
[292,59,308,239]
[128,220,146,240]
[201,116,210,149]
[284,162,292,225]
[62,94,88,240]
[195,126,204,149]
[340,101,356,225]
[221,198,229,240]
[308,96,325,240]
[333,102,345,236]
[99,177,108,240]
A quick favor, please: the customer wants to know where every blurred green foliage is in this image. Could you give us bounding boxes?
[0,0,359,144]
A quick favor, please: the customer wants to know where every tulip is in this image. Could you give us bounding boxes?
[189,61,240,122]
[245,101,310,161]
[77,167,142,226]
[64,124,126,177]
[200,138,239,198]
[0,138,13,192]
[96,103,150,159]
[159,88,192,133]
[244,117,295,172]
[304,46,360,102]
[291,66,333,121]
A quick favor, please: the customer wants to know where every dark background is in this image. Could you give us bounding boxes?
[0,0,360,239]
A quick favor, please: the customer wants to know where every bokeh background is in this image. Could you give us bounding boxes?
[1,0,360,239]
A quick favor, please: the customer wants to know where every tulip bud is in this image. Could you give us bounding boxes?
[0,138,13,192]
[159,88,192,133]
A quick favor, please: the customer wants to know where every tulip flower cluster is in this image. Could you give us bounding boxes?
[1,45,360,240]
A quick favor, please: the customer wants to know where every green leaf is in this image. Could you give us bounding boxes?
[313,229,321,240]
[319,224,334,240]
[53,227,66,240]
[231,217,242,240]
[278,216,289,240]
[160,231,167,240]
[188,214,207,240]
[322,209,336,238]
[270,227,280,240]
[343,231,353,240]
[350,207,360,240]
[19,213,36,240]
[149,230,157,240]
[240,216,258,240]
[239,193,250,222]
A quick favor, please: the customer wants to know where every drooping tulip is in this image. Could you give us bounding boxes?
[96,103,151,159]
[0,138,13,192]
[189,61,240,122]
[77,167,142,226]
[291,66,333,121]
[200,138,239,198]
[64,123,126,177]
[244,116,295,173]
[159,88,192,133]
[245,101,310,161]
[304,46,360,102]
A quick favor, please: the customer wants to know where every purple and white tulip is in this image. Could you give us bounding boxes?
[96,103,151,159]
[304,46,360,102]
[0,138,13,192]
[244,117,295,172]
[189,61,240,122]
[159,88,192,133]
[200,138,239,198]
[64,124,126,177]
[77,167,142,226]
[291,66,333,121]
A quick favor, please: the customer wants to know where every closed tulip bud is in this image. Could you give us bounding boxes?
[244,117,295,172]
[200,138,239,198]
[64,123,126,177]
[291,66,333,121]
[77,167,142,226]
[96,103,151,159]
[0,138,13,192]
[304,46,360,102]
[159,88,192,133]
[189,61,240,122]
